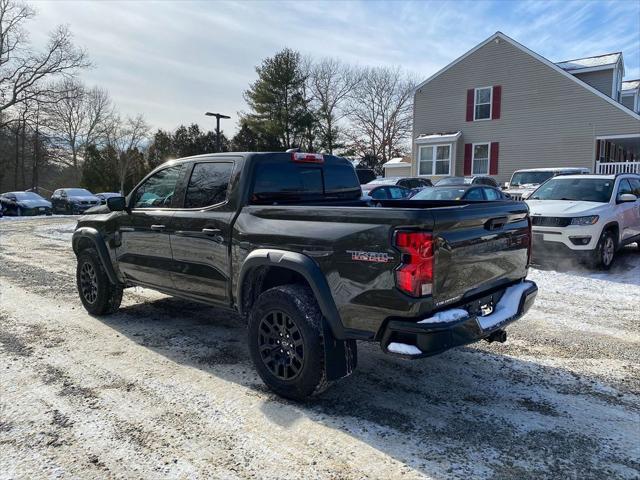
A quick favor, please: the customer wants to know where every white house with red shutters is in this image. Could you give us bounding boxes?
[408,32,640,183]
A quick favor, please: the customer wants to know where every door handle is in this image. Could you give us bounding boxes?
[485,216,508,231]
[150,224,165,231]
[202,228,223,242]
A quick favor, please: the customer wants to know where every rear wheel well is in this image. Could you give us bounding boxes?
[241,266,310,317]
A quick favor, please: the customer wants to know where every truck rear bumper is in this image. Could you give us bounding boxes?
[380,280,538,359]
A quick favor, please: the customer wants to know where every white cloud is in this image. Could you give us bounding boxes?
[27,0,640,134]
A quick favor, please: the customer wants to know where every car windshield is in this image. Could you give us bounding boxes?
[411,187,467,200]
[510,171,555,186]
[529,178,614,203]
[435,177,466,186]
[66,189,93,196]
[14,192,44,200]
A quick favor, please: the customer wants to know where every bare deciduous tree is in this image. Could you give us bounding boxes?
[0,0,89,122]
[107,114,149,193]
[309,58,361,153]
[48,78,113,173]
[345,67,416,172]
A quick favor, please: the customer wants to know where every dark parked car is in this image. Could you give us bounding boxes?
[95,192,121,205]
[51,188,101,214]
[362,184,413,201]
[411,185,510,201]
[362,176,433,195]
[355,168,376,185]
[435,176,499,187]
[73,151,537,400]
[0,191,52,216]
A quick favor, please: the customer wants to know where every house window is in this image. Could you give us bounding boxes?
[474,87,492,120]
[418,145,451,176]
[472,143,490,175]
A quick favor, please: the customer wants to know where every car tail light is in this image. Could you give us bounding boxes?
[394,231,434,297]
[291,152,324,163]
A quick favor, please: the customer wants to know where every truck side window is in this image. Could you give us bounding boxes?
[184,162,233,208]
[132,165,184,209]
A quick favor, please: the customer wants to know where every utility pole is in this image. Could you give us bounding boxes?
[205,112,230,152]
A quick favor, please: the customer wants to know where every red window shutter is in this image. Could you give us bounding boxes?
[492,86,502,120]
[466,89,474,121]
[490,142,499,175]
[595,140,600,161]
[464,143,472,175]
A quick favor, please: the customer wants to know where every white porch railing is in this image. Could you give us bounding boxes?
[595,161,640,175]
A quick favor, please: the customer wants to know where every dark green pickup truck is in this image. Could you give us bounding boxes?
[73,151,537,400]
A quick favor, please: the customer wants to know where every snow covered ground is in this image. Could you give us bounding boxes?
[1,217,639,479]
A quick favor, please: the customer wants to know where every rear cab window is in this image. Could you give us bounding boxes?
[250,154,360,203]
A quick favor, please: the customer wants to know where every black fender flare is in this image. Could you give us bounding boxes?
[600,221,620,245]
[72,227,121,285]
[237,249,346,340]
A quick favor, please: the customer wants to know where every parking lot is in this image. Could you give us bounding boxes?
[1,216,639,479]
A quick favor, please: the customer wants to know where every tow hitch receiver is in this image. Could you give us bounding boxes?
[484,329,507,343]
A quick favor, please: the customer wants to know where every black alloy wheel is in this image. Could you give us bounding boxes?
[79,261,99,304]
[257,309,305,381]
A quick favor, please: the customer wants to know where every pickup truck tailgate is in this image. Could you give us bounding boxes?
[427,201,530,307]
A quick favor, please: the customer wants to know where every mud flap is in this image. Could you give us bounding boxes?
[322,319,358,381]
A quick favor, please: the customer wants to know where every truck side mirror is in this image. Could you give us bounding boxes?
[107,196,127,211]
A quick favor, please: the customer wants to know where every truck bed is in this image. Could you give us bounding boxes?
[233,199,530,337]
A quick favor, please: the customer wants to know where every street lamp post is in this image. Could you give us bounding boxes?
[205,112,231,153]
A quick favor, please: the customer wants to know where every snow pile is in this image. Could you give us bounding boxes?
[477,281,535,330]
[387,342,422,355]
[418,308,468,325]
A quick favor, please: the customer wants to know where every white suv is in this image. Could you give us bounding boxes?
[504,167,589,201]
[526,174,640,269]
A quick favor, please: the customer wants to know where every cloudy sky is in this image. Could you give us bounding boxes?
[29,0,640,135]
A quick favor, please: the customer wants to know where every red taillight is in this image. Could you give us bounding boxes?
[394,231,434,297]
[291,152,324,163]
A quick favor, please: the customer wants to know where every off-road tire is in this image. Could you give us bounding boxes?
[248,284,334,401]
[76,247,123,315]
[589,230,616,270]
